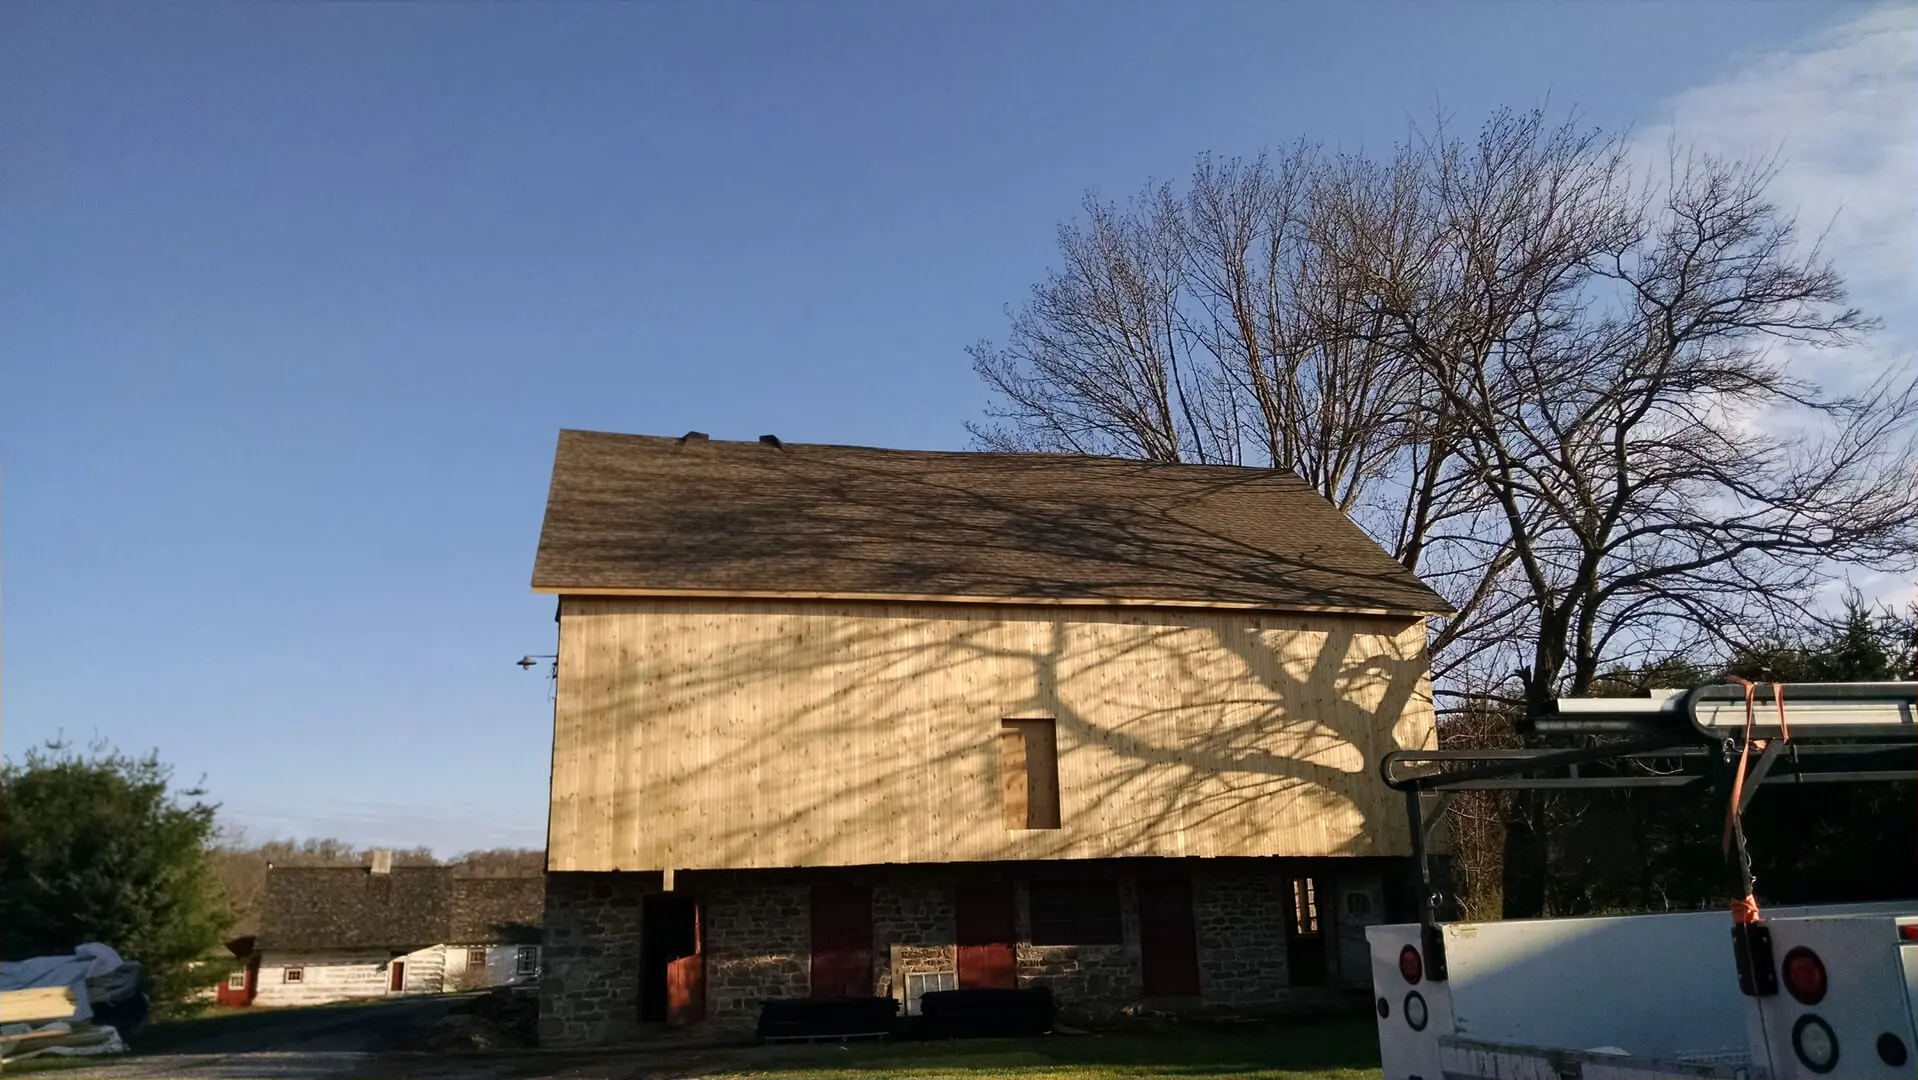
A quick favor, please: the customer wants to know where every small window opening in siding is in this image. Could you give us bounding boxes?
[283,966,305,983]
[999,718,1061,829]
[467,947,487,969]
[1291,878,1319,935]
[515,946,540,976]
[227,971,246,990]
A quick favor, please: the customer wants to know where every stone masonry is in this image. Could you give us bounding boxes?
[871,880,955,998]
[541,859,1392,1043]
[1012,878,1143,1017]
[702,883,810,1027]
[1192,872,1291,1004]
[539,871,656,1047]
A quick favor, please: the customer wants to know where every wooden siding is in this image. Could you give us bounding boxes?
[547,598,1435,872]
[253,947,444,1006]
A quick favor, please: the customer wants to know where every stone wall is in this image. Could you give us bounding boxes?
[871,881,954,997]
[1011,879,1143,1016]
[1193,873,1291,1004]
[702,883,810,1026]
[539,871,654,1047]
[541,859,1398,1043]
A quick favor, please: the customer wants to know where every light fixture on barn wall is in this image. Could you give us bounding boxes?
[518,654,559,702]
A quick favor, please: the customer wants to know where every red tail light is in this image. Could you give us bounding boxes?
[1398,944,1423,984]
[1899,923,1918,941]
[1782,946,1827,1005]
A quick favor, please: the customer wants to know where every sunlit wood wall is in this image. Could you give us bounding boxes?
[546,597,1434,872]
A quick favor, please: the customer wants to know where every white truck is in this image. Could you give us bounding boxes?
[1370,682,1917,1080]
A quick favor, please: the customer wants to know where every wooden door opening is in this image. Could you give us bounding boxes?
[1333,875,1385,989]
[388,959,406,993]
[954,881,1017,989]
[999,719,1061,829]
[810,885,874,998]
[640,893,704,1024]
[1284,876,1328,986]
[1137,877,1201,997]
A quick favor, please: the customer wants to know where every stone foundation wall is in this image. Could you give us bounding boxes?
[539,871,655,1047]
[541,860,1402,1043]
[1193,873,1291,1004]
[703,883,810,1025]
[872,881,955,996]
[1011,878,1143,1015]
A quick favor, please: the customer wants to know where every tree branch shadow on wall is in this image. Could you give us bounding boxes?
[554,455,1434,872]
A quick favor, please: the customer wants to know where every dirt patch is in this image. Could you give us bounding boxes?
[416,988,538,1053]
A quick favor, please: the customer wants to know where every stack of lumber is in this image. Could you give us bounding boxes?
[0,985,126,1061]
[0,1020,125,1062]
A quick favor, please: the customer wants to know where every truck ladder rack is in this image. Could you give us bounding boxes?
[1379,681,1917,982]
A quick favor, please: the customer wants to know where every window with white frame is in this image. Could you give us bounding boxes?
[467,947,487,969]
[515,946,539,976]
[227,970,246,990]
[283,966,305,983]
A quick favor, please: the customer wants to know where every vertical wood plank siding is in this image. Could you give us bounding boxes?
[547,598,1434,871]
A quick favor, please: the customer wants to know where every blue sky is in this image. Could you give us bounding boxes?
[3,2,1910,853]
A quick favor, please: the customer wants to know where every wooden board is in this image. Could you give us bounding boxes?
[546,598,1435,871]
[0,986,77,1024]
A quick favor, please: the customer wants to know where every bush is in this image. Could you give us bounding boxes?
[0,742,232,1012]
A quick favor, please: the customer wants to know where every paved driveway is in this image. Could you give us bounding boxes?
[134,994,477,1054]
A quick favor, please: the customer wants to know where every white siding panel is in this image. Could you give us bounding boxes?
[253,946,450,1006]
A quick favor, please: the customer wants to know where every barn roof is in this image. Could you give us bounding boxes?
[531,430,1449,616]
[255,867,543,952]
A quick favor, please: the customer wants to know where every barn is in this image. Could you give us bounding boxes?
[530,430,1450,1044]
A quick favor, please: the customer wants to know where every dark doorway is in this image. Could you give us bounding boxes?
[1136,877,1201,997]
[640,893,702,1023]
[955,881,1017,989]
[388,960,405,993]
[810,885,873,998]
[1284,876,1328,986]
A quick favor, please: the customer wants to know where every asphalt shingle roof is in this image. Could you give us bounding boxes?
[531,430,1450,615]
[255,867,543,951]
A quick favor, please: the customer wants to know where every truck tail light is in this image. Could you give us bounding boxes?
[1782,946,1827,1005]
[1899,923,1918,941]
[1398,944,1423,984]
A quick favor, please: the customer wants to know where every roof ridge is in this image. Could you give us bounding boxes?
[534,429,1452,615]
[556,428,1317,480]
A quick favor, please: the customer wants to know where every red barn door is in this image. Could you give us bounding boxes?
[810,886,873,998]
[955,882,1017,989]
[1137,877,1201,997]
[666,900,706,1025]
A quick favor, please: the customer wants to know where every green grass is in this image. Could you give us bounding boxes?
[642,1016,1383,1080]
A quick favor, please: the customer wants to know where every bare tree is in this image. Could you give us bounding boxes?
[969,146,1504,655]
[1347,111,1918,713]
[972,107,1918,916]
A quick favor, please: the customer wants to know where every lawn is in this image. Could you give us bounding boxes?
[638,1015,1383,1080]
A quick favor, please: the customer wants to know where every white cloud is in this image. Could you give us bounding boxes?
[1638,5,1917,614]
[1644,3,1917,351]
